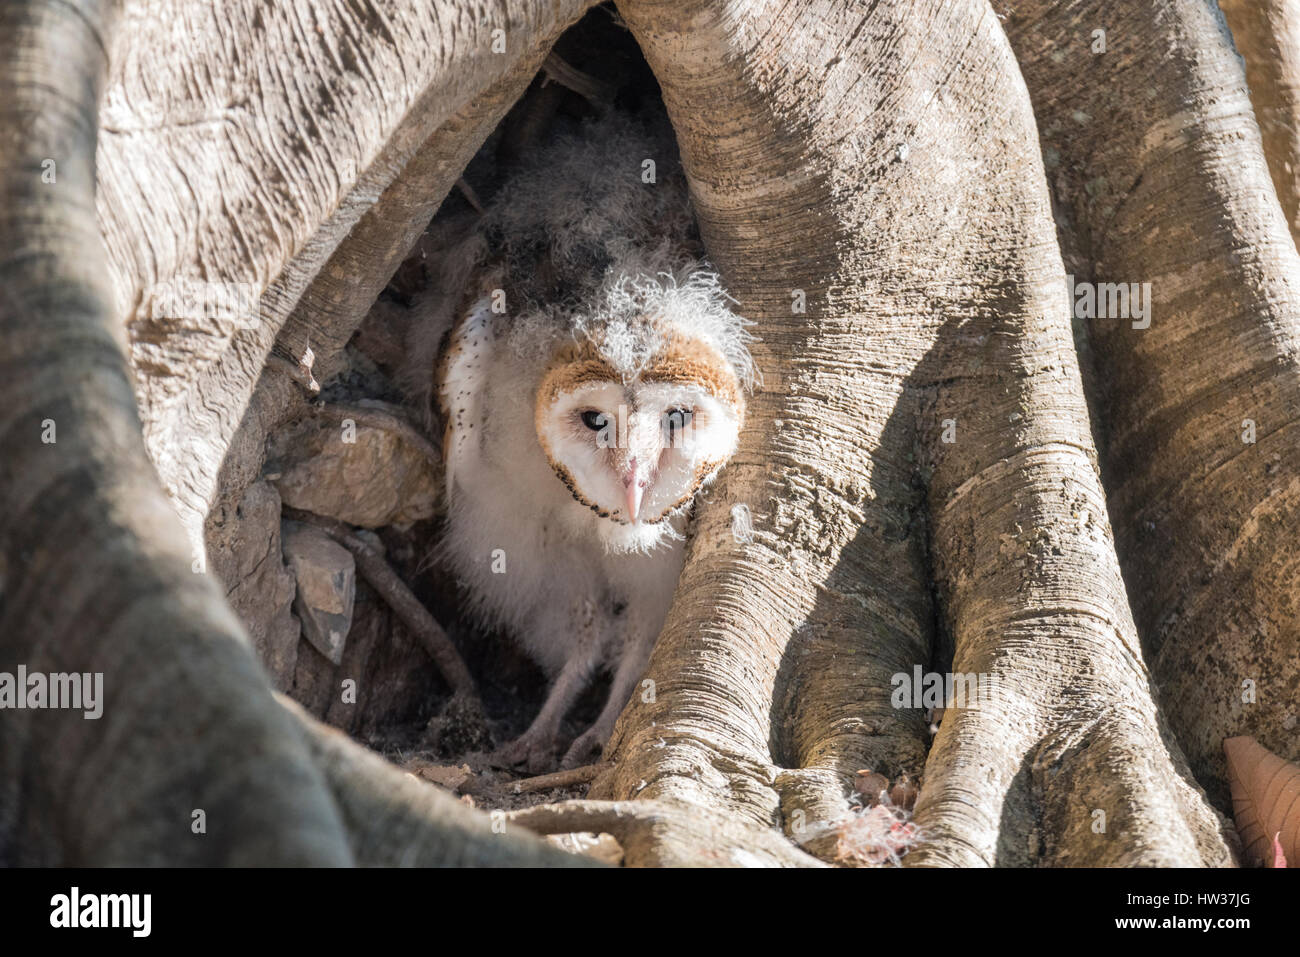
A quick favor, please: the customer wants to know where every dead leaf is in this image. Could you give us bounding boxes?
[404,759,474,792]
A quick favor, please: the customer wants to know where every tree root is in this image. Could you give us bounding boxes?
[506,799,823,867]
[283,697,586,866]
[512,762,612,794]
[999,0,1300,803]
[10,0,1289,869]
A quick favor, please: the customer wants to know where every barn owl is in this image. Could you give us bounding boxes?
[408,111,755,771]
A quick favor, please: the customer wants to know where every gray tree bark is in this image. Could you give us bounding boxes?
[581,0,1230,867]
[1220,0,1300,245]
[999,0,1300,809]
[4,0,1294,867]
[0,0,587,866]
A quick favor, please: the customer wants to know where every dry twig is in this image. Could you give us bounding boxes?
[281,507,477,709]
[511,762,611,794]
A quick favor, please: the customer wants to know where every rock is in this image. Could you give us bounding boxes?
[267,413,439,529]
[205,481,300,689]
[282,522,356,666]
[291,576,451,735]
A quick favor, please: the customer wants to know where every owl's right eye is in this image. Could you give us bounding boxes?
[580,410,608,431]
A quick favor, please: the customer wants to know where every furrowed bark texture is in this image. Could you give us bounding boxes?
[591,0,938,864]
[596,0,1230,865]
[97,0,594,548]
[0,0,352,865]
[4,0,1260,867]
[0,0,592,865]
[1001,0,1300,806]
[1220,0,1300,245]
[207,5,593,608]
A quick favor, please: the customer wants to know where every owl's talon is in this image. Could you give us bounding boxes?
[493,731,559,775]
[561,728,607,770]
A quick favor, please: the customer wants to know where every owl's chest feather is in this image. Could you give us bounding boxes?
[443,484,685,676]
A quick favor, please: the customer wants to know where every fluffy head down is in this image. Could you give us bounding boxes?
[483,112,754,378]
[486,113,755,552]
[428,111,756,554]
[536,313,747,551]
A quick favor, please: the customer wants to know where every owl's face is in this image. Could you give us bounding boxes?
[536,330,745,547]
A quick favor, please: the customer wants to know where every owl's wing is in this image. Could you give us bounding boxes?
[437,292,497,503]
[400,212,487,430]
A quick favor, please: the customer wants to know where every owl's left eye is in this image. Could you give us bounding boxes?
[663,408,694,442]
[580,410,608,431]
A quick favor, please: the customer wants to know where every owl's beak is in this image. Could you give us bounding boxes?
[623,457,646,524]
[625,474,645,524]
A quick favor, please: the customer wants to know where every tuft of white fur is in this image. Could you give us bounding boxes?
[574,255,757,391]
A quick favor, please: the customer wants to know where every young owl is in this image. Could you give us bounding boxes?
[409,111,755,771]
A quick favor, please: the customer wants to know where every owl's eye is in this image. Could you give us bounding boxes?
[580,410,608,431]
[663,408,694,442]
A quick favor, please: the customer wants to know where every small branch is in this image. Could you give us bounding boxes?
[506,799,646,836]
[497,81,565,166]
[282,507,477,708]
[598,5,630,31]
[281,696,590,867]
[542,53,616,109]
[512,762,611,794]
[456,176,484,214]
